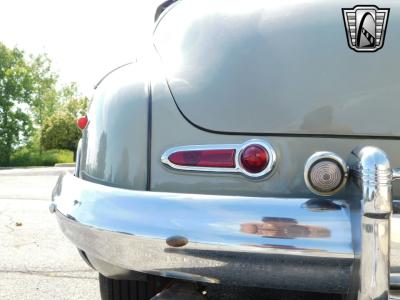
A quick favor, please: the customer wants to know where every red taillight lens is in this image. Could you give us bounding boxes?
[168,149,236,168]
[77,116,88,130]
[240,145,269,174]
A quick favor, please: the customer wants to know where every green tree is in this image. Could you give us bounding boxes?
[0,43,61,165]
[41,83,88,160]
[59,82,88,117]
[41,112,81,153]
[0,43,88,166]
[0,44,34,165]
[29,54,59,152]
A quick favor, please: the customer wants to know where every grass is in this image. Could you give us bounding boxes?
[10,148,74,167]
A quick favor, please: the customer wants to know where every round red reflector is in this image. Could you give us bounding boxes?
[77,116,88,130]
[240,145,269,174]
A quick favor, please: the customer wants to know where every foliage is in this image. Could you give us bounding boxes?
[0,44,34,165]
[41,112,82,152]
[40,83,88,154]
[29,54,59,128]
[10,148,73,167]
[0,43,88,166]
[58,82,88,117]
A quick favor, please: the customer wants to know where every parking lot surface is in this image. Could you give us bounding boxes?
[0,167,99,300]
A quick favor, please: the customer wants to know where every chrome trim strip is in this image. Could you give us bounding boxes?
[52,173,354,292]
[350,146,393,300]
[304,151,348,196]
[161,139,277,179]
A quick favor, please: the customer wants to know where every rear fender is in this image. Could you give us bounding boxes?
[80,62,150,190]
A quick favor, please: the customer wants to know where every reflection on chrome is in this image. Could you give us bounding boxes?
[240,217,331,239]
[52,174,354,292]
[301,199,344,212]
[350,146,394,300]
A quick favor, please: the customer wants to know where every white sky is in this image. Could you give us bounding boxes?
[0,0,156,96]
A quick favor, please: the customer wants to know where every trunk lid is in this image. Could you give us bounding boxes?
[154,0,400,136]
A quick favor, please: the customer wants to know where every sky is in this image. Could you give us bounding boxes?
[0,0,156,96]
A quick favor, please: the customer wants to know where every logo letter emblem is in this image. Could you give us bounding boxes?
[342,5,390,52]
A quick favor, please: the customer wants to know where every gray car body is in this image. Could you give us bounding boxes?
[61,0,400,296]
[81,0,400,198]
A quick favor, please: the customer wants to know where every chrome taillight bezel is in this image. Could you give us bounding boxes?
[161,139,277,179]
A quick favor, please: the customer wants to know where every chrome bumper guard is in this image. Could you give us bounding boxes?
[52,146,399,298]
[350,147,399,300]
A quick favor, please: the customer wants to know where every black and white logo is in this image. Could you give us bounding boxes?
[342,5,390,52]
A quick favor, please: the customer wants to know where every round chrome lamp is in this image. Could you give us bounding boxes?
[304,152,348,196]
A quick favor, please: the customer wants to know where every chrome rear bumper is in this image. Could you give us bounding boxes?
[53,174,354,293]
[52,145,400,297]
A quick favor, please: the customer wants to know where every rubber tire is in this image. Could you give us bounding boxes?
[99,273,161,300]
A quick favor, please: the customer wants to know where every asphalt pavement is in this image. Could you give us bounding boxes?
[0,167,399,300]
[0,167,99,300]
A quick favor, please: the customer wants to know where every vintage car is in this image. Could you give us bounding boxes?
[51,0,400,299]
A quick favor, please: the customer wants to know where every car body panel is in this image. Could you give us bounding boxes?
[154,0,400,136]
[80,62,149,190]
[78,50,400,198]
[150,57,400,199]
